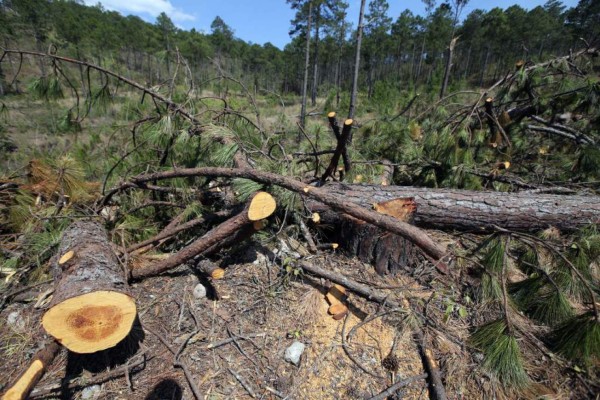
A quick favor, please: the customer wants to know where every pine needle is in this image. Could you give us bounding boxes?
[471,319,530,390]
[550,312,600,367]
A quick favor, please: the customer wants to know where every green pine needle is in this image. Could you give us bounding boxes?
[481,237,505,274]
[550,312,600,367]
[232,178,264,201]
[471,320,530,389]
[527,287,574,326]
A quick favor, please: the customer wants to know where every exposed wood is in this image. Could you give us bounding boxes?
[415,330,449,400]
[196,259,225,279]
[42,221,137,354]
[308,183,600,232]
[2,340,61,400]
[131,191,276,279]
[103,167,447,262]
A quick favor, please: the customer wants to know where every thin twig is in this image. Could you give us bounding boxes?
[367,373,428,400]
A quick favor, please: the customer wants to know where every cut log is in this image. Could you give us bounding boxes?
[42,221,136,354]
[131,191,276,279]
[308,184,600,232]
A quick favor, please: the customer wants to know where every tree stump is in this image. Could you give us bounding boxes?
[42,221,136,354]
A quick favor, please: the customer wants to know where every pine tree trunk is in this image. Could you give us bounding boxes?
[299,1,312,133]
[311,5,320,107]
[439,37,457,99]
[479,46,490,87]
[348,0,366,121]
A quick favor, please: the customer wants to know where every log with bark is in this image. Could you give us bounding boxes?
[308,183,600,275]
[41,220,137,354]
[130,191,276,279]
[308,183,600,232]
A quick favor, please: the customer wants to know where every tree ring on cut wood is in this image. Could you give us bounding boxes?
[42,290,136,353]
[247,191,276,221]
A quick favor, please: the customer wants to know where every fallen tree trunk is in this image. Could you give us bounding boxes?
[42,221,137,354]
[308,184,600,232]
[102,168,448,262]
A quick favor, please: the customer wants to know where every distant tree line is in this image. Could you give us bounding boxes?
[0,0,598,100]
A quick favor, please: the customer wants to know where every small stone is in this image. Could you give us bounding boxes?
[81,384,101,400]
[284,341,305,366]
[7,311,25,331]
[193,283,207,299]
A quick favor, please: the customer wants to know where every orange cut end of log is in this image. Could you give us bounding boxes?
[327,111,336,118]
[42,291,136,354]
[58,250,75,265]
[331,243,339,249]
[211,268,225,279]
[247,192,276,221]
[332,309,349,320]
[328,303,347,315]
[344,119,353,126]
[311,213,320,223]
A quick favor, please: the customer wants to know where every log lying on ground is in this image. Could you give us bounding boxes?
[131,191,276,279]
[42,221,137,354]
[308,183,600,232]
[103,168,447,262]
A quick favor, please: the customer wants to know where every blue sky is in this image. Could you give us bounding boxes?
[83,0,580,49]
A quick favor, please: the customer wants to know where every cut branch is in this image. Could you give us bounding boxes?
[104,167,447,261]
[131,191,275,279]
[2,340,61,400]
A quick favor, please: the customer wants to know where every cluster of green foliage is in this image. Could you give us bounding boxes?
[0,0,598,100]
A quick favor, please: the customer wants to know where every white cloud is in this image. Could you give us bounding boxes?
[83,0,195,22]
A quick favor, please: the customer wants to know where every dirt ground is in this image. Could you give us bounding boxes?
[0,239,592,399]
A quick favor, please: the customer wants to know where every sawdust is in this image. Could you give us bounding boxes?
[287,289,426,399]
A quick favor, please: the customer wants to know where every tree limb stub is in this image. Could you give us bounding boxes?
[105,168,447,262]
[131,191,275,279]
[42,221,137,354]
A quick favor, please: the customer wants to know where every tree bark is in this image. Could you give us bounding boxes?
[308,183,600,232]
[41,221,137,354]
[311,3,320,107]
[299,1,312,132]
[131,191,275,279]
[439,37,457,99]
[348,0,366,122]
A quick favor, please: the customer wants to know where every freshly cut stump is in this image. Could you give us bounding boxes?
[42,221,136,354]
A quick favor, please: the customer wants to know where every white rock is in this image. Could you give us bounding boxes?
[193,283,207,299]
[81,384,101,400]
[7,311,25,331]
[284,341,305,366]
